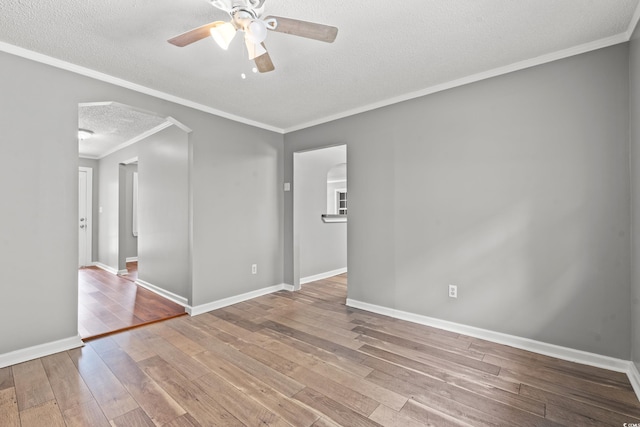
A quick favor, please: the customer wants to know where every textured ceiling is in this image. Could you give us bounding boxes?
[1,0,639,133]
[79,103,168,158]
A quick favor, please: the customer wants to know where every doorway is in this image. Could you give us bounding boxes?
[77,102,190,339]
[118,159,139,279]
[293,145,347,292]
[78,167,93,267]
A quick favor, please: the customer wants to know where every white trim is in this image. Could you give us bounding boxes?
[78,167,93,267]
[0,43,284,134]
[117,269,128,276]
[93,262,119,275]
[166,116,193,133]
[187,283,288,316]
[98,121,173,159]
[346,299,632,374]
[126,257,138,263]
[0,335,84,369]
[284,33,628,133]
[300,268,348,285]
[282,284,295,292]
[629,362,640,402]
[0,32,631,135]
[626,0,640,40]
[135,279,189,307]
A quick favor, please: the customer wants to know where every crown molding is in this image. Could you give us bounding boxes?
[0,26,633,136]
[0,42,284,134]
[284,33,629,133]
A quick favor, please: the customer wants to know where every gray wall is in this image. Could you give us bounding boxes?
[190,118,283,306]
[294,146,347,279]
[137,126,190,300]
[78,157,99,262]
[0,49,283,356]
[284,44,631,359]
[98,143,139,272]
[0,54,79,354]
[630,25,640,370]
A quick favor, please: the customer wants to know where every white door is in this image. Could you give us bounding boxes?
[78,168,92,267]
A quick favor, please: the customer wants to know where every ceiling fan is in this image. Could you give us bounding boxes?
[168,0,338,73]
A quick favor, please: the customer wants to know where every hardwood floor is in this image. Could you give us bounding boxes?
[78,265,186,340]
[121,261,139,283]
[4,273,640,426]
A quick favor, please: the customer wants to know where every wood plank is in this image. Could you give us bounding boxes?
[61,399,110,427]
[498,366,640,418]
[193,350,319,426]
[97,346,186,425]
[110,408,156,427]
[294,387,383,427]
[0,387,20,427]
[19,400,65,427]
[483,351,634,393]
[369,404,436,427]
[162,413,202,427]
[167,318,306,397]
[196,372,291,427]
[67,345,139,420]
[0,366,14,391]
[146,322,207,356]
[237,341,381,417]
[359,343,523,396]
[262,320,367,364]
[267,315,362,349]
[255,334,407,411]
[520,383,640,425]
[138,355,244,426]
[257,327,374,378]
[399,398,477,427]
[40,352,94,412]
[353,325,498,374]
[12,359,55,411]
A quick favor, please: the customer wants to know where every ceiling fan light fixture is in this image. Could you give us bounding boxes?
[78,129,94,140]
[245,19,267,44]
[210,22,236,50]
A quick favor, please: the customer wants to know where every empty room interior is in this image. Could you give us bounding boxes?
[2,0,640,425]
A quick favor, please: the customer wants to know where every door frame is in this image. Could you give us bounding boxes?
[79,166,93,267]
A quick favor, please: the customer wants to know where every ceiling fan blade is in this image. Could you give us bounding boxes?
[264,15,338,43]
[254,44,275,73]
[168,21,225,47]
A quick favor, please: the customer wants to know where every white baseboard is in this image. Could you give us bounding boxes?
[0,335,84,369]
[346,299,632,374]
[282,283,295,292]
[93,262,119,275]
[135,279,189,308]
[126,257,138,263]
[117,269,128,275]
[629,362,640,402]
[187,283,288,316]
[300,268,347,285]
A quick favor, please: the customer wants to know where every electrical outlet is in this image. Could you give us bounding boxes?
[448,284,458,298]
[251,264,257,275]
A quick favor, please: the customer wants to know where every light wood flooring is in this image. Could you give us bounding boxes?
[3,274,640,426]
[78,263,186,340]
